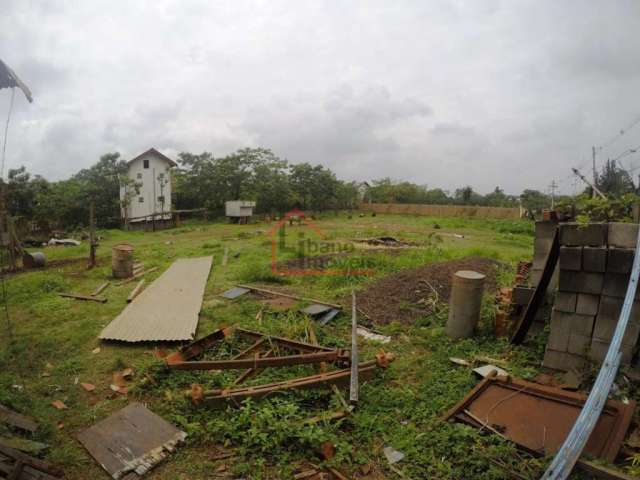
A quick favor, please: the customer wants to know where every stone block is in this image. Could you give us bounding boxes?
[559,222,608,247]
[543,348,587,371]
[512,286,534,306]
[559,246,582,271]
[607,247,634,274]
[547,310,571,351]
[530,268,543,286]
[567,333,591,355]
[590,338,634,364]
[535,220,558,239]
[554,291,576,313]
[608,222,639,248]
[575,293,599,316]
[558,271,603,294]
[601,272,640,299]
[582,246,607,272]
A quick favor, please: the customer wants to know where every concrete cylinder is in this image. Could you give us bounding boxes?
[112,243,134,278]
[23,252,46,269]
[446,270,486,339]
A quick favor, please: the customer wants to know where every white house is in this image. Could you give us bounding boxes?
[120,148,177,222]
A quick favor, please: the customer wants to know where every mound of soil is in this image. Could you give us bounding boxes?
[355,256,502,325]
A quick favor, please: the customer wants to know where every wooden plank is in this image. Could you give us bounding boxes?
[91,282,110,297]
[126,280,145,303]
[116,267,158,286]
[0,404,37,433]
[59,293,107,303]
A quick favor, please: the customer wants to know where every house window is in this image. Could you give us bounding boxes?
[136,173,142,179]
[138,197,144,203]
[158,173,164,179]
[157,196,165,203]
[143,159,149,169]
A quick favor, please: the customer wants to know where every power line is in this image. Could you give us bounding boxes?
[597,114,640,152]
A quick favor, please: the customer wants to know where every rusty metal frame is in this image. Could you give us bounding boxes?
[165,326,348,372]
[443,375,635,463]
[167,349,350,370]
[192,360,383,408]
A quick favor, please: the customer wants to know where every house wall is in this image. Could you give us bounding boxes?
[120,153,173,220]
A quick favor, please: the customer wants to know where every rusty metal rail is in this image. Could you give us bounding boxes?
[167,349,350,370]
[191,358,389,408]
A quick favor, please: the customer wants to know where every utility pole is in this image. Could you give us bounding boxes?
[549,180,557,209]
[572,167,607,199]
[592,146,597,198]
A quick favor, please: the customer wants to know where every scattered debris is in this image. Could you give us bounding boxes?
[0,404,37,433]
[236,284,342,310]
[221,286,251,299]
[472,364,509,378]
[58,293,107,303]
[0,436,48,454]
[444,374,635,462]
[80,383,96,392]
[449,357,471,367]
[48,238,81,246]
[77,403,186,479]
[357,326,391,344]
[0,442,64,479]
[91,347,101,354]
[116,266,159,286]
[50,400,67,410]
[100,257,212,342]
[356,236,413,248]
[383,446,405,465]
[350,291,359,404]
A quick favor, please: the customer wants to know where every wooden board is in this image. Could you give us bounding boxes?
[77,403,186,479]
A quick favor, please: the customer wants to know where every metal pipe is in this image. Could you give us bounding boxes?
[541,224,640,479]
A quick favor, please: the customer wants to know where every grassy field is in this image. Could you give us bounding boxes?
[0,212,606,479]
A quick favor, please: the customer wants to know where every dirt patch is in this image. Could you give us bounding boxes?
[259,296,298,311]
[354,256,502,325]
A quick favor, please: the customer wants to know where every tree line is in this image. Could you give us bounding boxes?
[10,146,638,231]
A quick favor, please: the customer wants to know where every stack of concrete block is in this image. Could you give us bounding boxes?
[543,222,640,371]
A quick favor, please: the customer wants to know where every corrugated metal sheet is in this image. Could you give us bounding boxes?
[99,257,212,342]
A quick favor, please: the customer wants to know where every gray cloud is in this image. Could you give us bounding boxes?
[1,0,640,194]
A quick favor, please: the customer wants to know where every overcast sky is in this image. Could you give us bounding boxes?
[2,0,640,195]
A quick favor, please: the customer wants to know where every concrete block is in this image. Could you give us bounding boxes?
[530,268,543,286]
[554,291,577,313]
[608,222,639,248]
[575,293,599,316]
[582,246,607,272]
[607,247,634,274]
[535,221,558,240]
[559,246,582,271]
[560,271,603,294]
[569,312,595,336]
[547,310,572,351]
[543,348,587,371]
[512,286,534,306]
[568,333,591,355]
[601,272,640,299]
[590,338,634,364]
[559,222,608,247]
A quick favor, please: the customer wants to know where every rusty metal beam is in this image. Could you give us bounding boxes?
[193,358,393,408]
[167,349,350,371]
[165,326,234,364]
[233,349,274,385]
[235,328,336,353]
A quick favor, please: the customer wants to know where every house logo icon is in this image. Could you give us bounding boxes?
[267,209,375,276]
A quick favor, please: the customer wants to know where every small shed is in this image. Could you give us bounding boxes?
[225,201,256,224]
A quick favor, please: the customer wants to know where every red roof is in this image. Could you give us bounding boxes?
[127,148,177,167]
